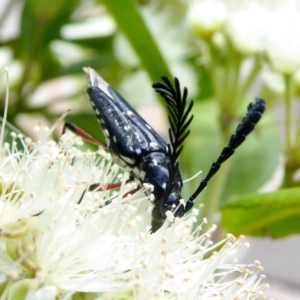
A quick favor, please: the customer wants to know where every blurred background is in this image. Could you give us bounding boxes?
[1,0,300,298]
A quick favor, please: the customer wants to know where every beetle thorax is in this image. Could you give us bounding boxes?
[136,152,182,202]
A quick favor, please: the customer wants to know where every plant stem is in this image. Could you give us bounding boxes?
[207,39,223,105]
[223,49,241,113]
[295,92,300,151]
[282,74,299,188]
[234,55,261,107]
[284,74,293,156]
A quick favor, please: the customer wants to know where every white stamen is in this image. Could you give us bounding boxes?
[183,169,203,183]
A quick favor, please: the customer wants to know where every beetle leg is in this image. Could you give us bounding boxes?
[63,122,106,147]
[97,187,139,208]
[122,188,139,199]
[77,178,134,204]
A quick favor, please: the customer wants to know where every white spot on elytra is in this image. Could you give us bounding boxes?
[124,125,131,131]
[149,142,159,149]
[127,111,134,116]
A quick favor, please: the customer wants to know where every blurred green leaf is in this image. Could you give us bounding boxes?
[18,0,79,84]
[195,63,214,100]
[20,0,79,48]
[61,55,115,75]
[222,187,300,238]
[66,36,114,53]
[100,0,172,82]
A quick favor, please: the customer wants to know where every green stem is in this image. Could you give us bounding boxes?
[284,74,293,156]
[295,96,300,151]
[234,55,261,107]
[223,50,241,112]
[282,74,299,188]
[207,39,223,105]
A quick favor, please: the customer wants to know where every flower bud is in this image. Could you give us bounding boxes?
[187,0,228,39]
[226,3,272,56]
[266,3,300,74]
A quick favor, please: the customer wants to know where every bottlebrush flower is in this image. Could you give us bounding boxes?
[0,71,268,299]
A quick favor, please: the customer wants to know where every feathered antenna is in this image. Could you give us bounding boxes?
[153,76,194,166]
[152,77,194,207]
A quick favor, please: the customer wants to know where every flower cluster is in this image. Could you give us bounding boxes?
[0,123,269,299]
[185,1,300,194]
[187,0,300,75]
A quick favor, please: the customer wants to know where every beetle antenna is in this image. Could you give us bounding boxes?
[184,98,266,213]
[153,77,194,166]
[153,77,194,200]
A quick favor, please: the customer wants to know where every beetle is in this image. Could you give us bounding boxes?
[64,67,265,233]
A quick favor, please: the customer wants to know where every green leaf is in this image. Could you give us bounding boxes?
[222,187,300,238]
[20,0,79,48]
[100,0,172,82]
[18,0,79,83]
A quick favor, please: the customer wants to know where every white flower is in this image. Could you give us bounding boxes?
[226,3,272,56]
[262,70,285,94]
[0,70,268,299]
[187,0,228,38]
[266,1,300,74]
[0,128,269,299]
